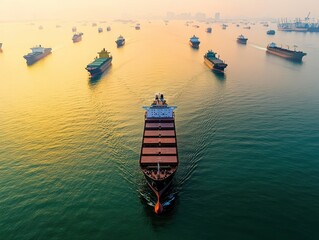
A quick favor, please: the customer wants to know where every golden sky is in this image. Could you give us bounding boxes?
[0,0,318,21]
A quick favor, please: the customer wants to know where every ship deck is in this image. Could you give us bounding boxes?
[140,117,178,180]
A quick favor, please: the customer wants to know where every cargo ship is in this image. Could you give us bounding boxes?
[140,94,178,214]
[72,32,83,43]
[266,42,307,61]
[267,30,276,35]
[85,48,112,77]
[23,45,52,65]
[115,35,125,47]
[107,26,111,31]
[98,27,103,33]
[278,13,319,32]
[206,27,212,33]
[237,34,248,44]
[204,50,228,73]
[189,35,200,49]
[135,24,140,30]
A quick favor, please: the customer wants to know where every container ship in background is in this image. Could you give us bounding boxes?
[204,50,228,73]
[237,35,248,44]
[206,27,212,33]
[140,94,178,214]
[189,35,200,48]
[115,35,125,47]
[266,42,307,62]
[23,45,52,65]
[278,13,319,32]
[85,48,112,77]
[72,32,83,43]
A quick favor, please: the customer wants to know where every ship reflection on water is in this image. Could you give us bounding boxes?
[88,67,112,86]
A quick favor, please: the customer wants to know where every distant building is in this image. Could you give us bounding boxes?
[215,12,220,21]
[195,12,206,21]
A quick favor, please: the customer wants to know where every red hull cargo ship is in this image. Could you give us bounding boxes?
[140,94,178,214]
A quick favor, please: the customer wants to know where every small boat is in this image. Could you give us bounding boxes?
[98,27,103,33]
[23,45,52,65]
[135,24,140,30]
[267,30,276,35]
[237,34,248,44]
[266,42,307,62]
[204,50,228,73]
[222,24,227,29]
[106,26,111,31]
[72,32,83,43]
[72,26,77,32]
[0,43,2,50]
[140,93,178,214]
[189,35,200,49]
[85,48,112,77]
[115,35,125,47]
[206,27,212,33]
[92,23,97,27]
[243,26,251,29]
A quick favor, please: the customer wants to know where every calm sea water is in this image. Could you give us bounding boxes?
[1,20,319,240]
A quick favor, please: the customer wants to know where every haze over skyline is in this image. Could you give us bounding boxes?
[1,0,319,21]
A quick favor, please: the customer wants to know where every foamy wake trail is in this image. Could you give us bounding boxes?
[251,44,267,51]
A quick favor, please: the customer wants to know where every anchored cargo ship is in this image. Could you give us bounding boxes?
[23,45,52,65]
[189,35,200,49]
[206,27,212,33]
[107,26,111,31]
[98,27,103,33]
[266,42,307,61]
[267,30,276,35]
[85,48,112,77]
[72,32,83,43]
[237,34,248,44]
[140,94,178,214]
[115,35,125,47]
[204,50,228,73]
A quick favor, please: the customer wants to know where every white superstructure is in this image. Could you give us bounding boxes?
[143,94,177,119]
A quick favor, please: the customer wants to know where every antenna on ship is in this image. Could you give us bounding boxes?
[293,45,298,51]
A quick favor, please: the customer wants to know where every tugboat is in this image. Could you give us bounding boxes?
[237,34,248,44]
[115,35,125,47]
[140,94,178,214]
[267,30,276,35]
[85,48,112,77]
[266,42,307,61]
[189,35,200,49]
[204,50,228,73]
[72,32,83,43]
[23,45,52,65]
[206,27,212,33]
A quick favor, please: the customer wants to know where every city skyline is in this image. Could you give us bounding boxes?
[0,0,318,21]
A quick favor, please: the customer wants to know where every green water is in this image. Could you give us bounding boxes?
[0,20,319,239]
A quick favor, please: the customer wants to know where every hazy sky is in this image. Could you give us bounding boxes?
[1,0,319,21]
